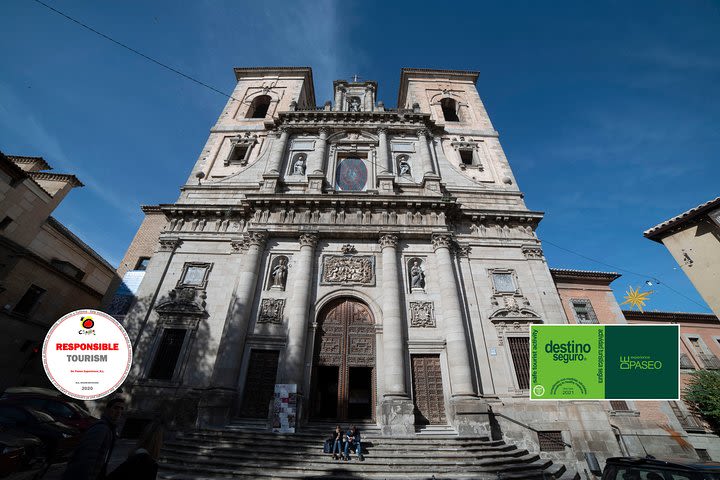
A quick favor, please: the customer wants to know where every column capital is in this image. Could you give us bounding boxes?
[318,126,330,136]
[275,125,289,137]
[457,244,471,257]
[417,128,429,138]
[299,232,319,247]
[431,233,455,252]
[231,230,268,252]
[377,126,389,135]
[158,237,182,252]
[378,233,399,249]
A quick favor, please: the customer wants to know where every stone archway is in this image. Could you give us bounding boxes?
[310,297,376,420]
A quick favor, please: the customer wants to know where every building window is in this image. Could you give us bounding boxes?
[135,257,150,271]
[228,144,249,163]
[508,336,530,389]
[696,449,711,461]
[148,328,187,380]
[440,98,459,122]
[571,299,598,324]
[670,401,705,432]
[0,216,12,230]
[680,353,695,370]
[459,149,474,166]
[610,400,630,411]
[492,272,516,293]
[688,337,720,370]
[13,285,46,315]
[178,262,212,288]
[247,95,271,119]
[537,431,565,451]
[51,259,85,281]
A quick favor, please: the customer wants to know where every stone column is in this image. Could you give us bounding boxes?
[417,129,435,177]
[199,230,266,425]
[432,233,475,398]
[282,232,318,387]
[379,234,407,396]
[377,127,391,173]
[310,128,329,174]
[379,234,415,436]
[265,126,289,174]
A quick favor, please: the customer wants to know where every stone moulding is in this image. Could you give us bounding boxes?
[321,255,375,286]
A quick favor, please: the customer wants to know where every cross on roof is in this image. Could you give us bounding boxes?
[352,74,361,82]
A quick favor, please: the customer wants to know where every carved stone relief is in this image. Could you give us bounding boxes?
[409,301,435,328]
[258,298,285,324]
[321,255,375,285]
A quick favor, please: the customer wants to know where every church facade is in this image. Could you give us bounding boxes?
[122,67,626,462]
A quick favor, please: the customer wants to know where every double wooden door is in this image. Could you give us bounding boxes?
[311,298,375,420]
[411,354,447,425]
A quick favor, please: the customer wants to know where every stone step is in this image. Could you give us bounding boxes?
[165,439,518,456]
[162,441,526,464]
[160,454,554,478]
[177,429,492,445]
[161,449,543,471]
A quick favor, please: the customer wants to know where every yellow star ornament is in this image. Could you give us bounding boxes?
[620,286,654,312]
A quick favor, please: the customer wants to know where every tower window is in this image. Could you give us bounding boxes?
[459,150,474,165]
[247,95,271,119]
[441,98,459,122]
[228,145,249,163]
[135,257,150,271]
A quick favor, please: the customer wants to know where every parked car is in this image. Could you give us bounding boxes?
[0,428,48,479]
[0,387,97,432]
[0,403,79,463]
[599,456,720,480]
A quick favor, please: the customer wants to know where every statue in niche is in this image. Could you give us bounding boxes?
[398,155,411,176]
[292,154,306,175]
[348,97,361,112]
[410,260,425,289]
[271,257,288,289]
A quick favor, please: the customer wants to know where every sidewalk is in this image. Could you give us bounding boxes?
[41,439,136,480]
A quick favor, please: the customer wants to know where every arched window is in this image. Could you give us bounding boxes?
[441,98,460,122]
[247,95,271,119]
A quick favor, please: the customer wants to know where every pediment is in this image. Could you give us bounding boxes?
[328,131,378,144]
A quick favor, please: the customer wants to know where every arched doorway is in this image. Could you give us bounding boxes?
[310,298,375,420]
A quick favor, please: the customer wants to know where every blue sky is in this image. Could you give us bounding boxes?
[2,0,718,313]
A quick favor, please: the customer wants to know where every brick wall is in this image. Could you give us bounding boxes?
[116,206,166,279]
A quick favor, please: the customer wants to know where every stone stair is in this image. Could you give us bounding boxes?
[159,423,579,479]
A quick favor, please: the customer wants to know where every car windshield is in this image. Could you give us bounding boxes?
[607,466,720,480]
[25,408,56,423]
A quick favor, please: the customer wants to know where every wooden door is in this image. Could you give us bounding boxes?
[239,350,279,418]
[411,354,447,425]
[312,298,375,420]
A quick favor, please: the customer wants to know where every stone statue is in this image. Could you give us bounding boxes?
[271,257,288,289]
[349,97,361,112]
[399,159,411,176]
[293,155,306,175]
[410,260,425,289]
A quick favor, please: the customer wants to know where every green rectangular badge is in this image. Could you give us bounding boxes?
[530,325,679,400]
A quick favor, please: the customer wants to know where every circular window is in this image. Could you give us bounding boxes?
[335,158,367,191]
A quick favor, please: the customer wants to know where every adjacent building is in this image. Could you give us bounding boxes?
[0,152,117,389]
[644,197,720,318]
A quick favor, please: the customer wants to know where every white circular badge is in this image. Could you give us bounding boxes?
[42,310,132,400]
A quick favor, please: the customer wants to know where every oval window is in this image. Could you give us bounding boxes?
[335,158,367,191]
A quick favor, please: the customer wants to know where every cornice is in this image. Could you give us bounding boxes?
[27,171,83,188]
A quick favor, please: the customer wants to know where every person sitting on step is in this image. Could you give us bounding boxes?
[343,425,364,461]
[330,425,345,460]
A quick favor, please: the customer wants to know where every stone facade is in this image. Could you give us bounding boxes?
[0,152,117,390]
[121,67,716,473]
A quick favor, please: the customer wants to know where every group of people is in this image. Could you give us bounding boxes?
[62,397,163,480]
[328,425,364,461]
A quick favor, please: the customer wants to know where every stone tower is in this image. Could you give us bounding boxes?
[123,67,568,437]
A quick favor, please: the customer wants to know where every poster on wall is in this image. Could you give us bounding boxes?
[530,324,679,401]
[272,383,297,433]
